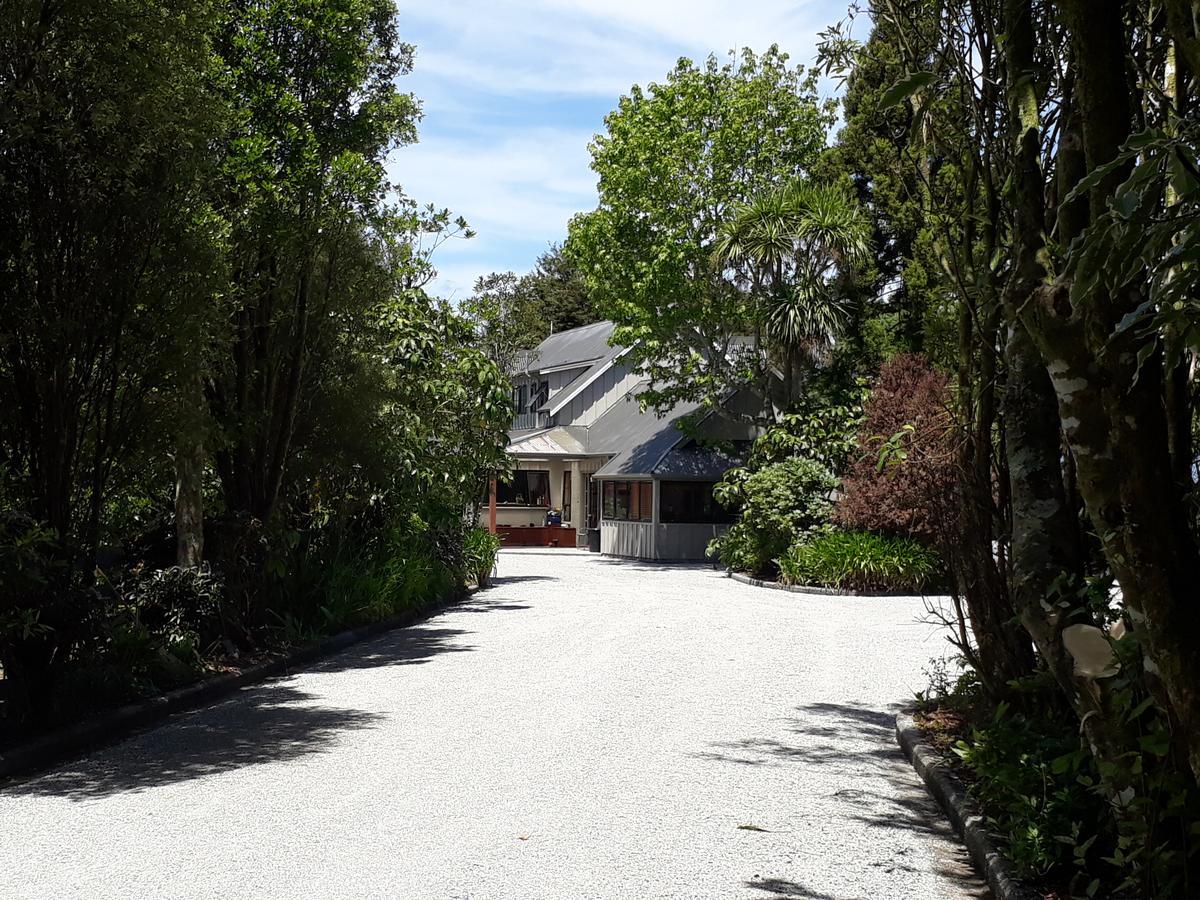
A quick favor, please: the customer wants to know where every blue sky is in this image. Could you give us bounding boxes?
[386,0,857,302]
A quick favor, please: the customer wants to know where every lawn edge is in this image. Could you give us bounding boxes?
[0,584,481,782]
[895,712,1042,900]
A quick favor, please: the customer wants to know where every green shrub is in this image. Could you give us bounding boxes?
[462,528,501,587]
[123,564,224,649]
[953,703,1106,883]
[778,530,939,592]
[708,456,838,577]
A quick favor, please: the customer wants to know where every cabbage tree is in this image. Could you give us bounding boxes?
[715,179,871,413]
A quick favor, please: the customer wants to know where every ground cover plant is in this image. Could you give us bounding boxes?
[779,531,939,593]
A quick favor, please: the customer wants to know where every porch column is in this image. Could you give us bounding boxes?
[570,461,586,548]
[650,479,660,560]
[488,476,497,534]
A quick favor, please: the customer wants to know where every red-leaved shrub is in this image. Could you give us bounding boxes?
[834,353,956,542]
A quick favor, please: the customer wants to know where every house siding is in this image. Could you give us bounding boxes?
[560,363,640,427]
[601,520,654,558]
[653,523,727,561]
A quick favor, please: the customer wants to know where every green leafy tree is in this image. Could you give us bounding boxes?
[523,243,596,334]
[566,47,834,423]
[206,0,422,525]
[816,12,941,359]
[460,272,546,374]
[0,0,228,554]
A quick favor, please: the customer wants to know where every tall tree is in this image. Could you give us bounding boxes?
[460,272,545,374]
[0,0,227,554]
[524,243,596,334]
[206,0,420,525]
[716,179,871,415]
[567,47,835,422]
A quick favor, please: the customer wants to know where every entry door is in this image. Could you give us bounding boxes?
[587,475,600,528]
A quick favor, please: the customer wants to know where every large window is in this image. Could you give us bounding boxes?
[512,380,549,415]
[497,470,551,506]
[601,480,653,521]
[659,481,732,524]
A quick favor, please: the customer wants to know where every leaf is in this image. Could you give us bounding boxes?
[1112,299,1155,337]
[879,72,936,111]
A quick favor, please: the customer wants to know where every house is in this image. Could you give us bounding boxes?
[486,321,758,561]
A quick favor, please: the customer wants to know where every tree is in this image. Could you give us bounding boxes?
[206,0,421,526]
[459,272,545,374]
[816,12,939,358]
[821,1,1200,891]
[566,47,835,423]
[0,0,228,556]
[523,243,596,334]
[715,178,871,414]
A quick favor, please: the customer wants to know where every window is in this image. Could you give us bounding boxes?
[601,480,653,521]
[512,383,528,416]
[531,380,549,410]
[562,471,572,521]
[659,481,732,524]
[497,470,551,506]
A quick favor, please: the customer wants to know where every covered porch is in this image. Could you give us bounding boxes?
[484,427,609,549]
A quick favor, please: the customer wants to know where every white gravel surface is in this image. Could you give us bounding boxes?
[1,548,987,900]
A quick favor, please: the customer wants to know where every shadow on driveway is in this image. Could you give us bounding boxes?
[698,700,991,898]
[5,684,381,800]
[4,593,542,800]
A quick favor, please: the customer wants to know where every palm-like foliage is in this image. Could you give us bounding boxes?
[716,179,870,354]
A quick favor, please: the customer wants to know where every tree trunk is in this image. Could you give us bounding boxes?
[175,375,205,568]
[1017,0,1200,785]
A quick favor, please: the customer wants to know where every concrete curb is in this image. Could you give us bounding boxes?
[0,585,480,782]
[726,570,902,597]
[895,713,1042,900]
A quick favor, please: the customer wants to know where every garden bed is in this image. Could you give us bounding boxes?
[725,570,924,597]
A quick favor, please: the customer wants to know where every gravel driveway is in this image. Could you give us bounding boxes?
[1,549,987,899]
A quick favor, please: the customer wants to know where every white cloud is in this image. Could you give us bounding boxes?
[390,0,855,297]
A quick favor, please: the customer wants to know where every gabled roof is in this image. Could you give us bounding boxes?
[588,384,704,478]
[541,344,628,414]
[505,378,758,480]
[523,320,617,374]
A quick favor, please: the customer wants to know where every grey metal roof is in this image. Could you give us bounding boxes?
[653,442,750,479]
[524,320,618,374]
[590,385,707,478]
[505,426,589,456]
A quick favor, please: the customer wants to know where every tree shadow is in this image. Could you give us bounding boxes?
[744,877,850,899]
[698,700,991,898]
[2,592,537,799]
[4,684,381,800]
[309,623,476,674]
[485,574,558,587]
[450,600,532,613]
[694,701,903,770]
